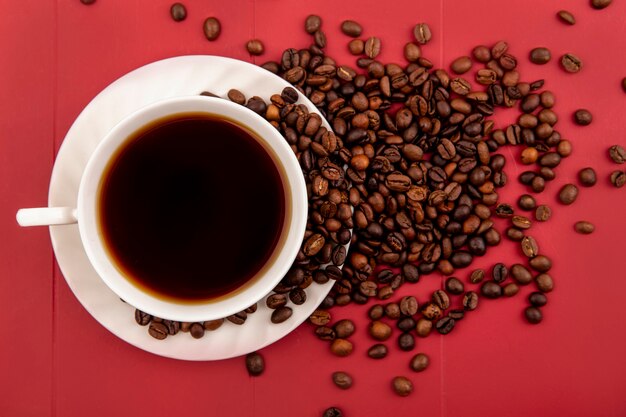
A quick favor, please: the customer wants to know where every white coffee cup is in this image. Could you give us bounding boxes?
[16,96,308,322]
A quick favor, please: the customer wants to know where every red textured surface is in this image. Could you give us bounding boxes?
[2,0,626,416]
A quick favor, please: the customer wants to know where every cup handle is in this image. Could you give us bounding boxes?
[16,207,78,227]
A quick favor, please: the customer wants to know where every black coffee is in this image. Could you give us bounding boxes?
[99,113,286,302]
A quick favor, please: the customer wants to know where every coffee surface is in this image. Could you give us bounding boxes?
[99,113,285,301]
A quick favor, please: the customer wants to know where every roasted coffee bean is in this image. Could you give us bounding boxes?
[451,56,472,74]
[204,319,224,331]
[310,310,331,326]
[400,296,419,316]
[575,221,595,234]
[409,353,429,372]
[529,47,551,65]
[472,45,491,63]
[470,269,485,284]
[535,205,552,222]
[334,319,356,338]
[578,167,597,186]
[315,326,336,341]
[521,236,539,258]
[330,339,353,357]
[413,23,432,44]
[80,0,96,5]
[341,20,362,37]
[492,263,508,283]
[610,170,626,187]
[421,303,442,321]
[148,322,168,340]
[134,309,151,326]
[518,194,536,210]
[402,263,420,283]
[445,277,464,295]
[348,39,365,55]
[462,291,479,311]
[557,10,576,25]
[332,371,353,389]
[305,15,321,34]
[432,290,450,310]
[511,264,533,285]
[246,39,265,55]
[591,0,612,9]
[392,376,413,397]
[560,53,582,73]
[170,3,187,22]
[369,320,392,341]
[364,37,381,58]
[623,77,626,93]
[481,281,502,299]
[528,292,548,307]
[266,293,287,309]
[385,302,401,320]
[271,307,292,324]
[398,332,415,351]
[525,306,543,324]
[558,184,579,205]
[323,407,343,417]
[435,316,455,334]
[416,318,432,337]
[203,17,221,41]
[503,282,520,297]
[609,145,626,164]
[536,273,554,293]
[163,320,180,335]
[512,215,532,230]
[573,109,592,126]
[245,352,265,376]
[369,304,384,320]
[368,343,388,359]
[189,323,204,339]
[529,255,552,272]
[495,203,514,218]
[506,227,525,241]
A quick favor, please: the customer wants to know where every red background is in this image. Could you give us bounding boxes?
[2,0,626,416]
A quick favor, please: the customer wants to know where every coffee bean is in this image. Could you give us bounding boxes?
[503,283,520,297]
[432,290,450,310]
[511,264,533,285]
[506,227,524,241]
[421,303,442,321]
[435,316,455,334]
[148,322,168,340]
[575,221,595,234]
[364,37,381,58]
[529,47,551,65]
[520,236,539,258]
[535,205,552,222]
[170,3,187,22]
[525,306,543,324]
[451,56,472,74]
[528,292,548,307]
[163,320,180,335]
[305,15,321,34]
[521,147,538,164]
[404,43,422,62]
[368,343,388,359]
[470,269,485,284]
[80,0,96,4]
[495,203,514,218]
[348,39,364,55]
[402,263,420,283]
[518,194,536,210]
[462,291,479,311]
[558,184,579,205]
[245,352,265,376]
[610,170,626,187]
[323,407,343,417]
[415,318,432,337]
[512,215,532,230]
[413,23,432,44]
[609,145,626,164]
[204,318,223,331]
[341,20,362,37]
[189,322,204,339]
[591,0,612,9]
[472,45,491,62]
[409,353,429,372]
[330,339,353,357]
[578,167,597,186]
[573,109,593,126]
[227,311,247,325]
[529,255,552,272]
[445,277,464,295]
[392,376,413,397]
[369,304,384,320]
[134,309,151,326]
[560,53,582,73]
[400,296,419,316]
[398,332,415,351]
[314,30,327,48]
[369,320,392,341]
[203,17,221,41]
[491,40,509,59]
[246,39,265,55]
[622,77,626,93]
[385,302,401,320]
[557,10,576,25]
[332,371,353,389]
[536,273,554,292]
[310,310,331,326]
[481,281,502,299]
[334,319,356,338]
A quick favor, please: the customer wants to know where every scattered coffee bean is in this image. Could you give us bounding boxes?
[398,332,415,351]
[591,0,612,9]
[575,221,595,234]
[518,194,536,210]
[610,170,626,187]
[492,263,508,283]
[558,184,579,205]
[512,215,532,230]
[385,303,401,320]
[170,3,187,22]
[227,89,246,105]
[204,319,224,331]
[409,353,430,372]
[305,15,321,34]
[400,296,419,316]
[341,20,362,37]
[511,264,533,285]
[416,318,432,337]
[392,376,413,397]
[134,309,151,326]
[246,39,265,55]
[528,292,548,307]
[368,343,388,359]
[445,277,464,295]
[330,339,353,357]
[364,37,381,58]
[506,227,525,241]
[535,205,552,222]
[413,23,432,44]
[334,319,356,338]
[310,310,331,326]
[536,273,554,292]
[470,269,485,284]
[189,322,205,339]
[245,352,265,376]
[80,0,96,4]
[525,306,543,324]
[481,281,502,299]
[203,17,221,41]
[369,321,392,341]
[529,47,551,65]
[521,236,539,258]
[148,322,168,340]
[432,290,450,310]
[578,167,597,186]
[609,145,626,164]
[472,45,491,62]
[503,283,520,297]
[462,292,479,311]
[271,306,292,323]
[323,407,343,417]
[451,56,472,74]
[529,255,552,272]
[369,304,384,320]
[348,39,364,55]
[332,371,353,389]
[560,53,582,73]
[435,316,455,334]
[573,109,593,126]
[557,10,576,25]
[622,77,626,93]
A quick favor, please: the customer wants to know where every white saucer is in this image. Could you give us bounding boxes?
[48,55,337,361]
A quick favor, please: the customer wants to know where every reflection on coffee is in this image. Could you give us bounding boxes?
[99,113,286,302]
